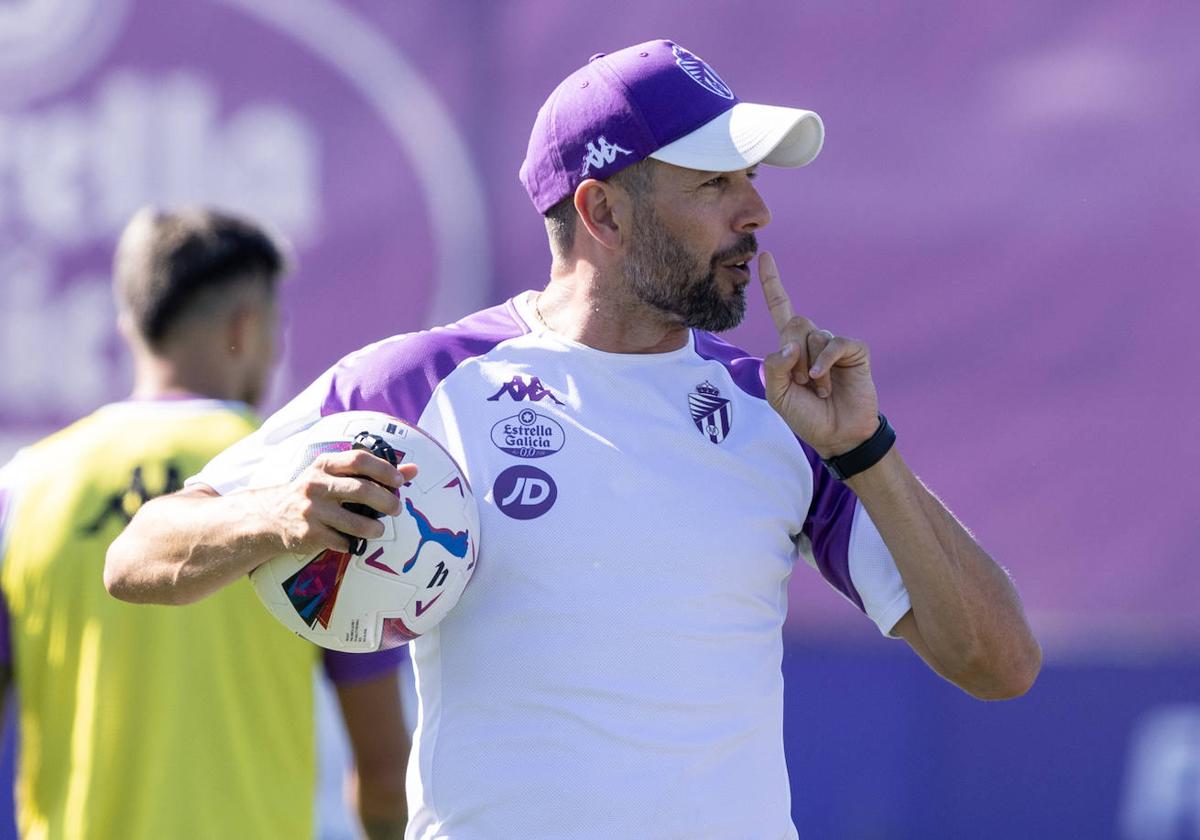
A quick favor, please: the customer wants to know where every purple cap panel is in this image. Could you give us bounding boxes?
[520,39,742,212]
[520,74,654,215]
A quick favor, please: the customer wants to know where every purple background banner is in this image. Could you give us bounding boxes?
[3,0,1195,653]
[2,2,1199,836]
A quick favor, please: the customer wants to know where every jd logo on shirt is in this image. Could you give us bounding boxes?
[493,465,557,520]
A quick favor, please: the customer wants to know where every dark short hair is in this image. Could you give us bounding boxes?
[113,207,288,348]
[544,159,657,256]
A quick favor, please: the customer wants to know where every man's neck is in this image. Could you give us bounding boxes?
[128,384,209,401]
[537,265,689,355]
[128,354,242,404]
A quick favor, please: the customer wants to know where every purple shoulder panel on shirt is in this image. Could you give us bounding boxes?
[321,300,528,420]
[692,330,769,400]
[693,331,865,612]
[800,449,864,611]
[323,645,407,684]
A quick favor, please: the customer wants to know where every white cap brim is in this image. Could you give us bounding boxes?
[648,102,824,172]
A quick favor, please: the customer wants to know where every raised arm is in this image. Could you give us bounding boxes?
[104,450,416,605]
[757,252,1041,700]
[845,451,1040,699]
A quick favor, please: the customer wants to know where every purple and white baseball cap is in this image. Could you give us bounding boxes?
[519,38,824,213]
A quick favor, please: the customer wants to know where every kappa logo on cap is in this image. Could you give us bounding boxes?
[671,44,734,100]
[580,136,633,178]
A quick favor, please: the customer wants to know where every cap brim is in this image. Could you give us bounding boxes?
[648,102,824,172]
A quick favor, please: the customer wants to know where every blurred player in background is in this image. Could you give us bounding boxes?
[0,208,409,839]
[106,41,1041,838]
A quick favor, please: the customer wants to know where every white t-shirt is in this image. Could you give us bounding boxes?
[192,293,911,840]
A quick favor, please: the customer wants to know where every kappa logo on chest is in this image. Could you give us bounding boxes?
[487,375,565,405]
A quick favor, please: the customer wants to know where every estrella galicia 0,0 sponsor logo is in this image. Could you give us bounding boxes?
[490,408,565,458]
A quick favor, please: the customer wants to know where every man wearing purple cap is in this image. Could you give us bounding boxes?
[108,40,1040,838]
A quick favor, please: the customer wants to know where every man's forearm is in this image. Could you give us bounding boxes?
[338,672,410,839]
[106,450,414,607]
[846,449,1041,698]
[104,488,281,606]
[361,810,407,840]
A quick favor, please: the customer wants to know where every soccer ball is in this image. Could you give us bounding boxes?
[247,411,479,652]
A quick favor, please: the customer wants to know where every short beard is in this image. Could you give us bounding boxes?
[623,202,755,333]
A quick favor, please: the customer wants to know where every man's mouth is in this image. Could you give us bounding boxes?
[720,256,754,280]
[712,234,759,284]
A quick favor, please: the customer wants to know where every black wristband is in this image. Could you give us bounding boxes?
[821,414,896,481]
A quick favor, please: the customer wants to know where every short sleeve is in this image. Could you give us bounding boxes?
[846,503,911,636]
[322,645,407,685]
[796,442,911,636]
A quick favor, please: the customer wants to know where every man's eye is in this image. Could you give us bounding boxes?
[703,176,726,188]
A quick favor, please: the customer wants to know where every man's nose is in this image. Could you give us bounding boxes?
[735,183,772,233]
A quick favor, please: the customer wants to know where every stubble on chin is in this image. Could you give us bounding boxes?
[623,219,749,333]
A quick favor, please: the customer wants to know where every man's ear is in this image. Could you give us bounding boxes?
[574,179,633,251]
[116,310,136,345]
[115,309,155,355]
